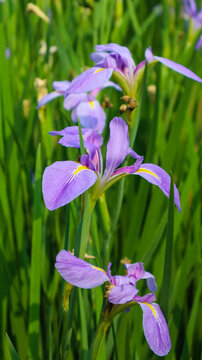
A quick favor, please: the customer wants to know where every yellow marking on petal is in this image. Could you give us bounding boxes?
[94,68,104,74]
[136,168,159,179]
[73,165,88,176]
[142,302,157,317]
[91,265,107,274]
[89,101,94,109]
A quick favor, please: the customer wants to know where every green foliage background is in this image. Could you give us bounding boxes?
[0,0,201,359]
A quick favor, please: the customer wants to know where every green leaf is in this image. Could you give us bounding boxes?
[160,173,174,319]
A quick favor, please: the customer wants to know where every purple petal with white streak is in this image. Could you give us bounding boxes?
[139,302,171,356]
[134,163,181,212]
[42,161,97,210]
[55,250,109,288]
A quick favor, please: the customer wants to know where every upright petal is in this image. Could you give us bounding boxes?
[65,67,113,95]
[91,51,118,69]
[125,263,157,292]
[55,250,109,288]
[104,117,130,179]
[42,161,97,210]
[95,43,135,74]
[139,302,171,356]
[134,163,181,212]
[145,47,202,83]
[37,92,62,108]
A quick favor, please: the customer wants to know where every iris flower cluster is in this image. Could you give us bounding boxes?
[43,117,181,212]
[40,42,201,357]
[38,42,201,133]
[56,250,171,357]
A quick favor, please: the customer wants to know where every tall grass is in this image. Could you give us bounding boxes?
[0,1,201,359]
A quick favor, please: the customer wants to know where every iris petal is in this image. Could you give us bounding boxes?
[42,161,97,210]
[134,163,181,212]
[139,302,171,356]
[55,250,109,288]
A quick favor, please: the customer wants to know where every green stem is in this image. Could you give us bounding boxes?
[111,71,131,95]
[79,192,94,259]
[89,301,138,359]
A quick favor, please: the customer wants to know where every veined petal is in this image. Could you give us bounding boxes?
[134,163,181,212]
[108,284,139,304]
[75,100,106,133]
[139,302,171,356]
[104,117,130,179]
[55,250,109,288]
[37,91,62,108]
[145,47,202,83]
[65,67,113,95]
[42,161,97,210]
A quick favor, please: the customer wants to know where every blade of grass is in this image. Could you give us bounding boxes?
[5,333,20,360]
[28,143,42,360]
[160,173,174,319]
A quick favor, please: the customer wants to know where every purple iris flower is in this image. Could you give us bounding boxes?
[90,43,201,93]
[183,0,202,50]
[42,117,181,211]
[55,250,171,357]
[38,79,121,134]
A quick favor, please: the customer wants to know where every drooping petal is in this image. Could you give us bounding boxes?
[134,163,181,212]
[108,284,139,304]
[142,272,157,292]
[52,80,70,93]
[37,91,62,108]
[138,302,171,356]
[65,67,113,95]
[104,117,130,179]
[42,161,97,210]
[74,100,106,133]
[55,250,109,288]
[145,47,202,83]
[125,263,157,292]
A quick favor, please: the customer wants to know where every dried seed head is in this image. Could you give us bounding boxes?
[119,104,128,113]
[120,95,131,103]
[127,99,138,110]
[102,96,113,109]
